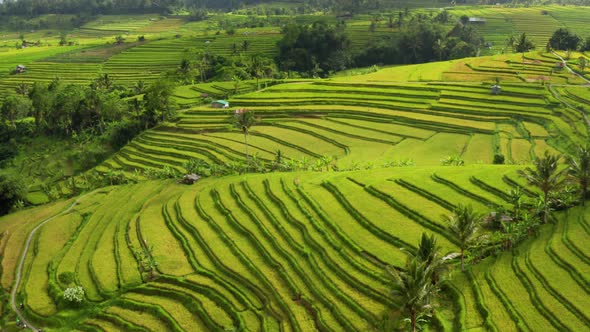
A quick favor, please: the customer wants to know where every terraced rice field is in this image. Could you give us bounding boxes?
[1,9,590,331]
[98,76,585,174]
[2,165,588,330]
[450,6,590,55]
[1,5,588,96]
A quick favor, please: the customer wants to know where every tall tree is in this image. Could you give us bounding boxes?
[143,80,176,125]
[386,259,437,332]
[578,56,588,73]
[0,174,26,216]
[249,54,265,89]
[443,204,482,271]
[513,32,535,53]
[549,28,581,51]
[518,151,566,223]
[409,233,447,285]
[277,21,351,76]
[567,145,590,206]
[0,95,32,127]
[232,109,256,162]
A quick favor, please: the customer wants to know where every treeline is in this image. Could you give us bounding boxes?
[0,75,176,168]
[0,0,182,16]
[548,28,590,52]
[0,0,434,16]
[276,13,483,77]
[173,13,483,79]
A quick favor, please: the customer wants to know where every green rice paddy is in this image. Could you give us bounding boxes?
[0,7,589,332]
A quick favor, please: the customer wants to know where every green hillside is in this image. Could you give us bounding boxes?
[1,6,590,98]
[1,165,589,331]
[96,51,587,177]
[0,4,589,332]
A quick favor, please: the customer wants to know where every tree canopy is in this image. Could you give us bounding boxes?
[277,21,352,77]
[549,28,581,50]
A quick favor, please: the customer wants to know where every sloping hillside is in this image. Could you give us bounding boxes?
[1,165,588,330]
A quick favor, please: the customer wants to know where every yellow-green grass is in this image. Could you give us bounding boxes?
[4,165,589,330]
[56,189,130,300]
[124,291,209,331]
[211,182,362,330]
[523,121,550,137]
[137,187,194,277]
[510,138,534,163]
[522,224,589,330]
[548,210,590,279]
[327,117,436,139]
[83,318,125,331]
[447,271,485,330]
[196,185,322,331]
[336,61,457,82]
[488,252,554,330]
[24,213,81,316]
[464,259,519,331]
[175,188,267,312]
[533,139,561,158]
[151,281,235,329]
[0,200,71,288]
[91,182,162,292]
[243,180,388,323]
[105,305,170,331]
[0,46,84,74]
[271,179,388,285]
[390,133,471,165]
[82,14,161,31]
[461,134,494,164]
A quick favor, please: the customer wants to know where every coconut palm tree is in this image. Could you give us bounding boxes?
[443,204,482,271]
[410,233,447,285]
[386,259,437,332]
[518,150,565,223]
[567,145,590,206]
[232,109,256,162]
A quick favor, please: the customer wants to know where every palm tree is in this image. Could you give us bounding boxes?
[518,150,565,223]
[232,109,256,162]
[249,55,264,89]
[567,145,590,206]
[443,204,482,271]
[409,233,447,285]
[386,259,437,332]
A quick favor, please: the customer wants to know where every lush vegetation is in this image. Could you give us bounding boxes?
[0,1,589,331]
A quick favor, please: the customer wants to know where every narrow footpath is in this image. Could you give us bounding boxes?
[10,194,89,331]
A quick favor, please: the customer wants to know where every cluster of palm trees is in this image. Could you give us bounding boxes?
[520,147,590,221]
[387,147,590,331]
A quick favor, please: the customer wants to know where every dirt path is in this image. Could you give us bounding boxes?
[10,194,90,331]
[552,51,590,84]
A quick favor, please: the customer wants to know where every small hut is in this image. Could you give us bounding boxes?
[211,100,229,109]
[180,174,201,185]
[491,85,501,95]
[15,65,26,74]
[468,17,486,24]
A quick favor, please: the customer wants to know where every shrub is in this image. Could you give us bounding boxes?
[144,166,181,179]
[70,143,107,171]
[63,285,85,304]
[58,272,76,286]
[440,155,465,166]
[106,120,142,151]
[0,174,26,216]
[0,139,17,166]
[493,153,505,164]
